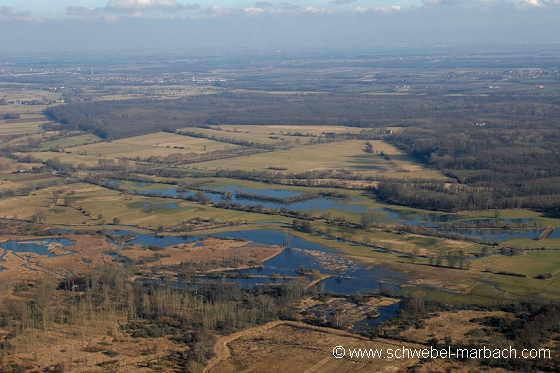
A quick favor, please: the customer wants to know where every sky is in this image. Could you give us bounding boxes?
[1,0,560,54]
[2,0,558,18]
[5,0,420,18]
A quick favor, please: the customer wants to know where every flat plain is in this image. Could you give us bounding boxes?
[2,52,560,372]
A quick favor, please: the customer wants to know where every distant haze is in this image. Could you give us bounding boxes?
[1,2,560,55]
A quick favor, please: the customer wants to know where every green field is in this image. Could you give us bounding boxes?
[0,182,293,226]
[40,134,102,150]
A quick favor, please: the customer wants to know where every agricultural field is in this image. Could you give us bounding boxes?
[0,85,59,136]
[218,124,366,136]
[190,138,446,180]
[69,132,240,159]
[0,156,16,173]
[14,151,111,167]
[0,172,60,191]
[178,126,288,145]
[39,133,101,150]
[0,118,44,136]
[90,84,222,101]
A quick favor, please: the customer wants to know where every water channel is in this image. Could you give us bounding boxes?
[108,180,368,212]
[106,228,406,295]
[108,180,550,242]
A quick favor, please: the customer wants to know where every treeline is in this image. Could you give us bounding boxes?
[234,190,316,204]
[140,147,272,166]
[376,177,560,213]
[178,127,387,146]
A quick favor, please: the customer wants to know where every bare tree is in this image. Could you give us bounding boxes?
[360,211,382,228]
[32,210,47,224]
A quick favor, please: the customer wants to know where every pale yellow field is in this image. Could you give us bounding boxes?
[190,139,447,180]
[0,120,44,136]
[0,87,61,102]
[178,127,285,144]
[0,87,59,135]
[0,173,59,191]
[217,124,366,136]
[0,157,16,172]
[69,132,240,158]
[14,151,103,167]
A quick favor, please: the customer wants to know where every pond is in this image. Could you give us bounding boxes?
[108,180,367,213]
[107,228,405,295]
[124,227,405,326]
[382,208,546,242]
[353,302,400,330]
[106,179,552,241]
[382,208,460,225]
[0,249,6,271]
[545,228,560,239]
[209,185,305,198]
[137,202,180,210]
[443,228,542,241]
[0,238,76,257]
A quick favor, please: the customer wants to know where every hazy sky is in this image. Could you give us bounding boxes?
[2,0,556,18]
[5,0,421,18]
[1,0,560,54]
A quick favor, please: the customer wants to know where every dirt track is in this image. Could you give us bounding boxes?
[204,320,369,373]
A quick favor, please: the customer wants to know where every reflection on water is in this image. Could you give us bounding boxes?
[105,179,551,242]
[0,238,76,257]
[108,228,405,295]
[209,185,304,198]
[0,249,6,271]
[444,228,542,241]
[109,180,367,212]
[382,208,545,242]
[138,202,180,209]
[353,303,400,330]
[382,208,460,225]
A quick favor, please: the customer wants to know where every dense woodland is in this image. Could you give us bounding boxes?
[43,93,402,139]
[382,96,560,213]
